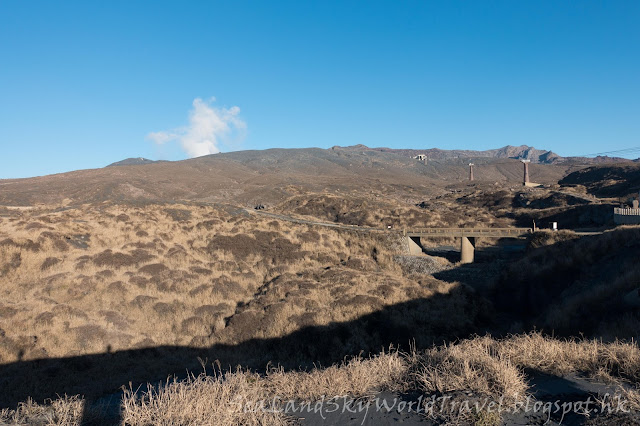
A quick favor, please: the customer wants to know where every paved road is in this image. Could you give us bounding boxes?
[248,208,604,239]
[406,227,532,238]
[247,209,389,233]
[248,209,534,238]
[555,189,601,204]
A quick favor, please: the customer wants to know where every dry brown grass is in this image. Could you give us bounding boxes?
[527,229,579,249]
[264,348,409,400]
[0,202,464,366]
[2,333,639,424]
[413,333,640,424]
[119,350,408,425]
[416,336,528,404]
[620,385,640,411]
[2,192,636,423]
[494,227,640,340]
[121,370,293,426]
[275,192,515,230]
[498,332,640,384]
[0,395,84,426]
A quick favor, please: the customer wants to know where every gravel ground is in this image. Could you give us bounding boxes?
[394,255,453,276]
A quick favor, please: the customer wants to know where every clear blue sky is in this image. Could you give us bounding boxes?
[1,1,639,178]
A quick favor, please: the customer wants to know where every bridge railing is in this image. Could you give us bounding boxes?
[614,208,640,225]
[614,208,640,216]
[404,227,532,237]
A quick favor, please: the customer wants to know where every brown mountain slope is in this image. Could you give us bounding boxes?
[336,144,631,164]
[0,147,579,206]
[560,162,640,198]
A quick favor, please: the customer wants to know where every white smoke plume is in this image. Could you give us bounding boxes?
[147,97,246,158]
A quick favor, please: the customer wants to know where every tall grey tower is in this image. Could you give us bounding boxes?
[521,159,530,185]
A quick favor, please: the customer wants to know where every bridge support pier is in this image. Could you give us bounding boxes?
[406,236,424,255]
[460,236,475,264]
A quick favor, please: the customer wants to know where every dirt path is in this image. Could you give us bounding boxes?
[247,209,390,233]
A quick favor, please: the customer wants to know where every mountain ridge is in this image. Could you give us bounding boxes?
[331,144,631,164]
[0,146,580,207]
[107,157,160,167]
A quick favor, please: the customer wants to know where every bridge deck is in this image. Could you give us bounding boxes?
[249,210,589,239]
[405,228,532,238]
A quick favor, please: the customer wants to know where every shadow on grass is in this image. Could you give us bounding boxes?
[0,288,488,423]
[512,203,615,229]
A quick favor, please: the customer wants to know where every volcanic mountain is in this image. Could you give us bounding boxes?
[0,146,589,207]
[338,144,631,164]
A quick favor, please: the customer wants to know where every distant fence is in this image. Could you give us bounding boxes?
[614,208,640,225]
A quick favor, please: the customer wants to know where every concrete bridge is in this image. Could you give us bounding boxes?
[403,227,533,263]
[247,209,537,264]
[247,209,604,264]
